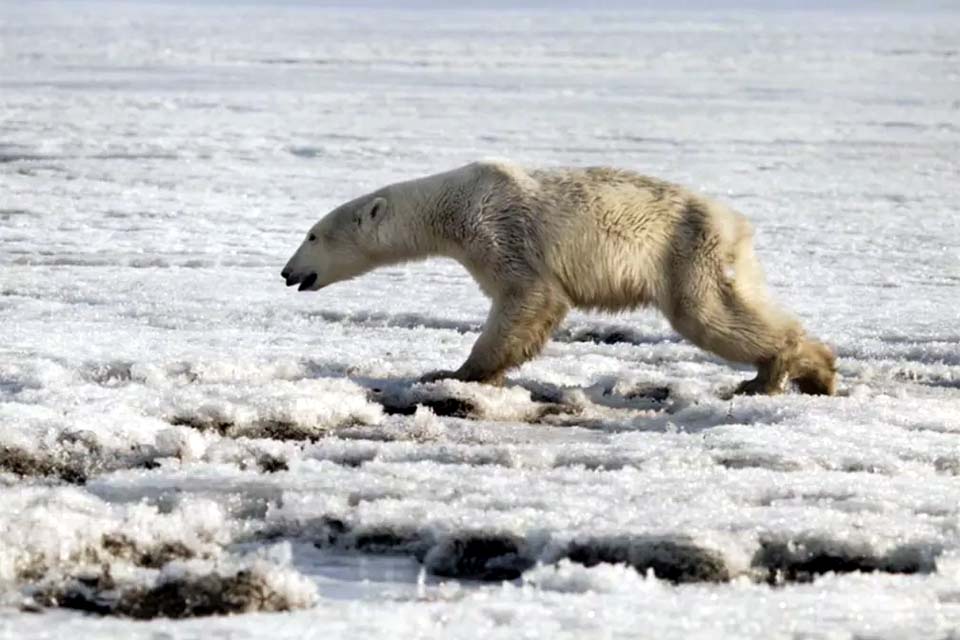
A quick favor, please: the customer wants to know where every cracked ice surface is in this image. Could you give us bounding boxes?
[1,1,959,637]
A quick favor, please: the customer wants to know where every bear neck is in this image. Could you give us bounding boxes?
[376,164,482,263]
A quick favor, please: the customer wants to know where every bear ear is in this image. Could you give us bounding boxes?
[358,196,386,228]
[369,196,386,220]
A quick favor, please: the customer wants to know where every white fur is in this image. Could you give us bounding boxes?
[282,161,836,394]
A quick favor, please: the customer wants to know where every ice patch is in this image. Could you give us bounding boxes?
[375,380,555,422]
[164,379,383,440]
[522,559,661,594]
[25,544,317,619]
[0,490,228,586]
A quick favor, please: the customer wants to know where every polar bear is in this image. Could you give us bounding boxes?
[281,161,836,395]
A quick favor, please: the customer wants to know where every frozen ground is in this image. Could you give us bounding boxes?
[1,1,959,637]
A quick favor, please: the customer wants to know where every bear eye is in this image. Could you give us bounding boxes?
[308,232,317,242]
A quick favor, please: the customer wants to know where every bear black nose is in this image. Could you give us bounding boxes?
[281,268,291,279]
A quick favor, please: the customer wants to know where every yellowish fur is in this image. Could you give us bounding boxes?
[282,161,836,395]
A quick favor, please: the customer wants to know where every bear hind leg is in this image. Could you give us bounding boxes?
[668,282,805,396]
[668,283,836,396]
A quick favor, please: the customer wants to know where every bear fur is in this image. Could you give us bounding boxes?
[282,161,836,395]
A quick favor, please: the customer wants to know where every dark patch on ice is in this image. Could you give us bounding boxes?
[0,445,89,484]
[0,373,32,395]
[364,377,582,424]
[0,152,54,163]
[313,519,731,584]
[81,360,136,386]
[624,384,671,402]
[31,567,308,619]
[256,454,289,473]
[890,369,960,390]
[328,425,409,443]
[17,557,56,583]
[254,419,329,442]
[579,380,673,413]
[551,452,639,471]
[321,522,429,557]
[263,57,339,66]
[353,530,426,554]
[542,394,769,434]
[567,327,636,345]
[755,489,859,508]
[317,516,348,536]
[120,570,306,619]
[89,152,179,161]
[529,379,671,417]
[169,415,234,436]
[559,536,730,584]
[305,447,376,467]
[425,534,533,581]
[316,523,529,581]
[753,539,939,585]
[839,460,893,475]
[288,145,325,158]
[877,48,958,58]
[0,208,35,220]
[101,534,196,568]
[379,395,474,418]
[128,257,172,269]
[17,534,199,583]
[27,574,115,616]
[0,433,166,481]
[557,325,680,347]
[522,380,574,405]
[917,378,960,391]
[934,457,960,475]
[714,452,802,472]
[315,519,941,586]
[56,428,103,453]
[168,415,360,442]
[263,56,434,69]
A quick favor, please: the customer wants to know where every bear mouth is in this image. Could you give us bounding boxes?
[297,273,319,291]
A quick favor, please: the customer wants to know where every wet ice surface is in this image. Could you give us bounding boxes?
[2,1,960,637]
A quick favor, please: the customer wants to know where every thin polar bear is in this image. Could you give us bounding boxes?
[281,161,837,395]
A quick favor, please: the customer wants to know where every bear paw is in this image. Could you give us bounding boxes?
[419,370,460,384]
[734,375,786,396]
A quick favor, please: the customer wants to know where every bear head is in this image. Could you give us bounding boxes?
[281,194,388,291]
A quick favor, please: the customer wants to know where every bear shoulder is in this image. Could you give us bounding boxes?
[472,158,540,194]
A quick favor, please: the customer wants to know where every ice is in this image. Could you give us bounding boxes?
[2,0,960,637]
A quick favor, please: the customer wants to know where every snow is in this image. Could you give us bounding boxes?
[1,0,959,637]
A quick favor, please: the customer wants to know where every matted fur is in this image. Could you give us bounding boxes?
[282,161,836,395]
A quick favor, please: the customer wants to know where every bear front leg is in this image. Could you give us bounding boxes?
[421,284,569,385]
